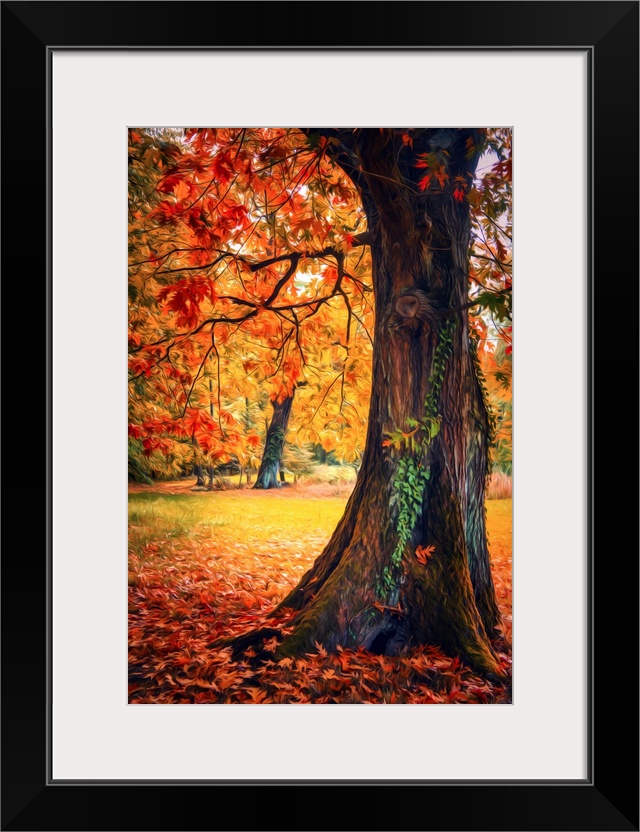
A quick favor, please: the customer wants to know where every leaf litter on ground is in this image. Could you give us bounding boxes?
[128,488,512,704]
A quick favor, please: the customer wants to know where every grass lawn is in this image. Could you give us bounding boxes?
[129,487,348,551]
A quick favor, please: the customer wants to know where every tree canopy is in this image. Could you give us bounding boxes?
[128,127,511,484]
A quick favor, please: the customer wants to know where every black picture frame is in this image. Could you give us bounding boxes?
[2,2,638,830]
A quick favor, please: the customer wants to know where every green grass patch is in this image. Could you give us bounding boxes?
[128,490,349,556]
[129,490,511,564]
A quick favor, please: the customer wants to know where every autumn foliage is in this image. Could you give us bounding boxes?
[128,126,512,702]
[129,128,375,480]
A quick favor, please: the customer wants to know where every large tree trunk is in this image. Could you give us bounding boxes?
[236,129,503,677]
[253,393,294,489]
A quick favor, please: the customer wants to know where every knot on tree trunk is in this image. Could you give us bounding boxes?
[388,288,440,330]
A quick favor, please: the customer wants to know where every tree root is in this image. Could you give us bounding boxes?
[210,627,283,660]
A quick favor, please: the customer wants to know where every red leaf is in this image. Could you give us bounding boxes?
[418,173,432,192]
[415,544,436,565]
[157,275,217,329]
[157,175,183,194]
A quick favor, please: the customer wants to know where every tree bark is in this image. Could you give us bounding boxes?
[253,393,294,489]
[193,463,205,487]
[465,349,502,633]
[191,434,205,487]
[233,129,504,677]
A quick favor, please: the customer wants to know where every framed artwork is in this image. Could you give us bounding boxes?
[1,1,637,830]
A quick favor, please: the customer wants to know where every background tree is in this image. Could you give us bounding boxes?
[129,128,373,488]
[282,443,315,485]
[253,389,295,489]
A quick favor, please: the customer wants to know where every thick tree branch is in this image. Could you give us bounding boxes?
[299,128,371,204]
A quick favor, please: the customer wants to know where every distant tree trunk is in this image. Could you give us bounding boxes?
[246,468,253,485]
[253,394,294,489]
[192,434,205,487]
[203,377,215,489]
[193,463,205,487]
[279,468,286,484]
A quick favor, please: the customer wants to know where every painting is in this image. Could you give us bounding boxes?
[128,127,512,704]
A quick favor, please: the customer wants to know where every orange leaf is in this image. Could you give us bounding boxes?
[313,640,328,658]
[415,544,436,565]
